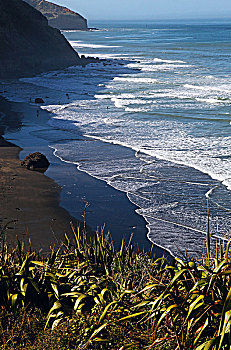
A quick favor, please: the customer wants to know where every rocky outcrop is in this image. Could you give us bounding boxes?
[24,0,88,30]
[0,0,84,79]
[34,98,45,104]
[21,152,50,172]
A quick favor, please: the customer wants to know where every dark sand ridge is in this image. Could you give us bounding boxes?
[0,96,170,258]
[0,96,81,250]
[0,135,81,250]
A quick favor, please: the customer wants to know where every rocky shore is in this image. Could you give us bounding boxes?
[24,0,88,30]
[0,0,94,79]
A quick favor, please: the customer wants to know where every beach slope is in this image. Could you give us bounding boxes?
[0,136,79,250]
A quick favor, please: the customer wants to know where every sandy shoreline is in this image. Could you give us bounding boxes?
[0,97,83,251]
[0,135,82,250]
[0,95,171,258]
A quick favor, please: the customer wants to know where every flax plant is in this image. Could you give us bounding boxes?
[0,221,231,349]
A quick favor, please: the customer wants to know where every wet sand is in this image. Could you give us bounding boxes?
[0,96,84,251]
[0,136,82,250]
[0,96,171,259]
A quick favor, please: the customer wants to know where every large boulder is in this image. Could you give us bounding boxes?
[21,152,50,172]
[35,97,45,104]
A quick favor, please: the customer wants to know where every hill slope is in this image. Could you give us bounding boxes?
[0,0,83,78]
[24,0,88,30]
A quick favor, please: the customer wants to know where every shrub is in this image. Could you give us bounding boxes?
[0,224,231,349]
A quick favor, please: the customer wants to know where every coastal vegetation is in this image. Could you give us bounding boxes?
[0,222,231,349]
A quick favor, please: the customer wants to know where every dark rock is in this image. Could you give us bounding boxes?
[35,97,45,104]
[21,152,50,172]
[0,0,82,79]
[24,0,88,31]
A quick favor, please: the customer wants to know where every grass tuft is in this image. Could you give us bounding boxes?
[0,223,231,349]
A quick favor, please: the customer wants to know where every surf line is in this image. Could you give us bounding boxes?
[144,214,229,242]
[135,150,214,187]
[206,178,231,212]
[206,186,231,212]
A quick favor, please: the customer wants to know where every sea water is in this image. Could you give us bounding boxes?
[1,20,231,257]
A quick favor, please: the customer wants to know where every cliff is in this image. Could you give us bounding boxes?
[24,0,88,30]
[0,0,84,79]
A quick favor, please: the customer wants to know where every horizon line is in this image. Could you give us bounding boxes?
[88,17,231,22]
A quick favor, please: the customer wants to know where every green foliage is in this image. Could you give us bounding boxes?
[0,224,231,349]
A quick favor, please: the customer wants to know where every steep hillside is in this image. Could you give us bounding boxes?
[0,0,83,78]
[24,0,88,30]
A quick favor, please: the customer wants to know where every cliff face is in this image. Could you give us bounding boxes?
[24,0,88,30]
[0,0,82,79]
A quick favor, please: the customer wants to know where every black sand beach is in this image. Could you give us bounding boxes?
[0,95,170,258]
[0,97,83,250]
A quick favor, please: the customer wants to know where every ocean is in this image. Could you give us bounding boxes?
[1,20,231,257]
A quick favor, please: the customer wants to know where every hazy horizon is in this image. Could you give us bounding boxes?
[52,0,231,21]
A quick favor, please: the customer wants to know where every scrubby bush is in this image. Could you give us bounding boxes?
[0,224,231,349]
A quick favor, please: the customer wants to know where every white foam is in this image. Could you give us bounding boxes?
[153,58,186,64]
[95,94,113,99]
[39,95,231,198]
[124,107,148,112]
[69,40,121,49]
[142,64,190,72]
[113,77,158,83]
[127,61,190,72]
[71,107,231,193]
[114,93,137,99]
[103,136,231,192]
[124,99,153,105]
[95,93,136,100]
[40,103,75,113]
[111,97,124,108]
[196,97,230,104]
[110,97,153,110]
[103,117,124,125]
[83,53,129,60]
[185,84,231,94]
